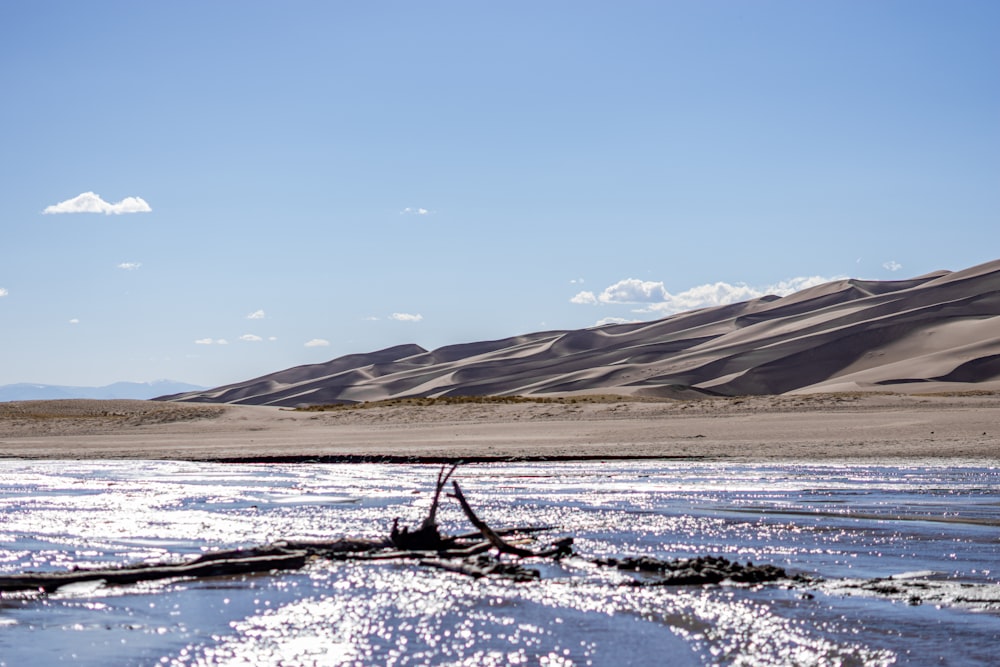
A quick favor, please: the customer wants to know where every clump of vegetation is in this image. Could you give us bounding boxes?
[296,394,649,412]
[913,389,1000,397]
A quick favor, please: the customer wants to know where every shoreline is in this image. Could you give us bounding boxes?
[1,393,999,463]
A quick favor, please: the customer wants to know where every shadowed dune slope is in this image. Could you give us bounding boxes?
[160,259,1000,406]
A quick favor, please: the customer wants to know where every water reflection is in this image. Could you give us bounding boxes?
[0,460,998,666]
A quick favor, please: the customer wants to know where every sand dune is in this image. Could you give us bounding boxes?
[162,259,1000,407]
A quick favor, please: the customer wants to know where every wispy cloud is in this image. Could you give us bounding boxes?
[239,334,263,342]
[44,192,152,215]
[596,316,638,326]
[69,318,79,324]
[573,275,833,316]
[195,338,229,345]
[247,309,266,320]
[883,260,902,272]
[305,338,330,347]
[401,207,430,216]
[390,312,423,322]
[0,288,7,297]
[117,262,141,270]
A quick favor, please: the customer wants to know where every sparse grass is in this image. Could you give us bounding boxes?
[293,388,1000,413]
[911,389,1000,397]
[296,394,662,412]
[0,400,224,424]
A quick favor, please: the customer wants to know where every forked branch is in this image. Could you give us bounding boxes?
[450,480,572,559]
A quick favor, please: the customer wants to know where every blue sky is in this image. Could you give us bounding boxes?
[2,1,998,388]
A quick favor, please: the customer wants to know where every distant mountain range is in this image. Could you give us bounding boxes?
[1,380,206,403]
[161,258,1000,407]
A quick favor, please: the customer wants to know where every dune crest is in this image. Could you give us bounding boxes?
[163,259,1000,407]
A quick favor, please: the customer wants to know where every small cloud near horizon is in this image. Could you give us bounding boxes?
[44,192,152,215]
[195,338,229,345]
[239,334,263,342]
[117,262,141,270]
[883,260,903,272]
[596,317,637,326]
[305,338,330,347]
[69,318,79,324]
[247,309,265,319]
[401,207,430,216]
[390,312,423,322]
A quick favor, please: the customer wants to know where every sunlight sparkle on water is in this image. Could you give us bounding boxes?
[1,460,998,666]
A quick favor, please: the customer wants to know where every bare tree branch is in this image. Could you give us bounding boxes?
[449,480,538,557]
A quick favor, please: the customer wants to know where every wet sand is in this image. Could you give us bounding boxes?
[1,393,998,462]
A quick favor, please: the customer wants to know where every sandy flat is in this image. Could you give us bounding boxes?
[1,394,998,462]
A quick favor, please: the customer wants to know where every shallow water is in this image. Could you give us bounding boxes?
[0,460,997,666]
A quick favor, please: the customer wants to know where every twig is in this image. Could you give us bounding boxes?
[422,463,458,532]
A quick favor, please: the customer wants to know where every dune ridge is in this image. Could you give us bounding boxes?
[162,259,1000,407]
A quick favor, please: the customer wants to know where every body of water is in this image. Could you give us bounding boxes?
[1,460,998,666]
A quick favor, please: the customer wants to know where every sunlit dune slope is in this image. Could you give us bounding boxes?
[160,259,1000,406]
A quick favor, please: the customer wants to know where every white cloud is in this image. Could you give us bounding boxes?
[640,277,831,315]
[570,278,585,284]
[240,334,263,342]
[765,276,831,295]
[574,275,834,316]
[0,288,7,297]
[69,318,79,324]
[195,338,229,345]
[44,192,152,215]
[268,336,278,342]
[596,317,637,326]
[597,278,670,304]
[247,309,266,319]
[883,260,902,272]
[117,262,141,270]
[638,282,763,314]
[390,312,423,322]
[305,338,330,347]
[401,207,430,216]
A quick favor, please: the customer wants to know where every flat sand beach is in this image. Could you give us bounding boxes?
[1,393,998,462]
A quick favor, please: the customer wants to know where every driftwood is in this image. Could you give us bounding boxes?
[420,555,541,582]
[449,480,573,559]
[0,547,308,593]
[594,555,792,587]
[0,465,791,595]
[390,463,458,551]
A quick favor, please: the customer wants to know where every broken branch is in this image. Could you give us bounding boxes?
[449,480,539,558]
